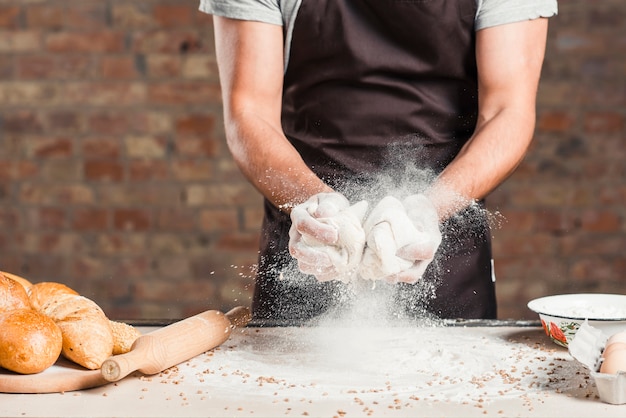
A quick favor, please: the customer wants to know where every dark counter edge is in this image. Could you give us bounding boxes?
[127,318,542,328]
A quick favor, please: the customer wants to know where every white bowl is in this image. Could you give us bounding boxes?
[527,293,626,348]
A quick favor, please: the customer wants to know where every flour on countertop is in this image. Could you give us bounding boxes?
[168,325,595,410]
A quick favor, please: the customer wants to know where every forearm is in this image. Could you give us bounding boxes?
[426,18,548,220]
[214,16,332,213]
[224,111,332,212]
[426,106,536,220]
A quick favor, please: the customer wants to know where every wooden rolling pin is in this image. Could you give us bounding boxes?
[100,306,251,382]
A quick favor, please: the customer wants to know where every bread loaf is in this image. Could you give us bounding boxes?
[0,272,30,313]
[0,271,33,294]
[29,282,114,370]
[0,309,63,374]
[0,273,63,374]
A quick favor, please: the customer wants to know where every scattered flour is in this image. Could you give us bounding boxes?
[172,325,594,410]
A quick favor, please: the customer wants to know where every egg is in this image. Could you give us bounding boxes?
[602,342,626,358]
[606,330,626,346]
[600,345,626,374]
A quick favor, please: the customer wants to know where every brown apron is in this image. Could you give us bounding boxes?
[253,0,496,323]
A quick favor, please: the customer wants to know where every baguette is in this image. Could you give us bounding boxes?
[29,282,114,370]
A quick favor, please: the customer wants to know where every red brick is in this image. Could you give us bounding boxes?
[216,232,261,252]
[45,31,125,53]
[72,208,109,231]
[156,209,198,231]
[131,30,205,54]
[0,6,21,29]
[16,161,39,180]
[54,55,97,79]
[243,206,264,231]
[533,209,577,234]
[579,210,622,232]
[175,137,219,157]
[24,4,64,30]
[175,114,215,135]
[0,208,19,230]
[584,112,624,133]
[69,256,105,281]
[27,137,73,158]
[148,82,222,105]
[128,160,170,181]
[18,184,94,205]
[87,113,131,135]
[124,135,168,158]
[199,209,239,232]
[46,111,83,134]
[153,4,194,27]
[36,232,83,254]
[0,31,41,52]
[111,3,155,29]
[16,257,66,282]
[171,159,213,181]
[96,233,147,255]
[81,138,122,159]
[62,82,146,106]
[64,3,108,30]
[113,209,151,231]
[0,57,12,79]
[491,233,557,257]
[569,257,617,282]
[145,55,182,78]
[101,55,140,79]
[3,111,45,134]
[537,111,575,132]
[84,160,124,182]
[182,55,218,80]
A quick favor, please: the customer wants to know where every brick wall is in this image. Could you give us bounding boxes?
[490,0,626,318]
[0,1,624,320]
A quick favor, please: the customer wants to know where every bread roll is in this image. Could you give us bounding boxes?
[0,273,31,313]
[0,271,33,293]
[0,309,63,374]
[110,320,141,355]
[29,282,113,370]
[29,281,78,312]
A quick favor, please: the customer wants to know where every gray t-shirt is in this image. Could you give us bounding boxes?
[200,0,558,70]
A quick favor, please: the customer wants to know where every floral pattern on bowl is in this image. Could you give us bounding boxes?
[528,294,626,348]
[540,318,581,348]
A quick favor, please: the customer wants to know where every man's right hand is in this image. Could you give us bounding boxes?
[289,193,368,282]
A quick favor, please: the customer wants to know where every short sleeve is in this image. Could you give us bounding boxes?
[475,0,558,31]
[199,0,283,26]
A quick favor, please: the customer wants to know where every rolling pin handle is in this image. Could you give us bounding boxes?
[101,355,133,382]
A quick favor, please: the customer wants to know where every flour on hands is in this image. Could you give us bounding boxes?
[289,192,368,282]
[359,194,441,283]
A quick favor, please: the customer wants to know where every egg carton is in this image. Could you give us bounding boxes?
[568,320,626,404]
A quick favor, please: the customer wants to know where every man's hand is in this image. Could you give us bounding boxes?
[289,193,368,282]
[359,195,441,284]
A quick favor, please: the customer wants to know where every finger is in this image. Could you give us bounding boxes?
[314,193,349,217]
[294,216,338,244]
[290,243,334,267]
[297,259,336,277]
[396,238,438,260]
[394,261,430,284]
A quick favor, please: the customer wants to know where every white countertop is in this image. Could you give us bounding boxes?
[1,324,625,417]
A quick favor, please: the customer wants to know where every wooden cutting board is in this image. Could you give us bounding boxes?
[0,357,109,394]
